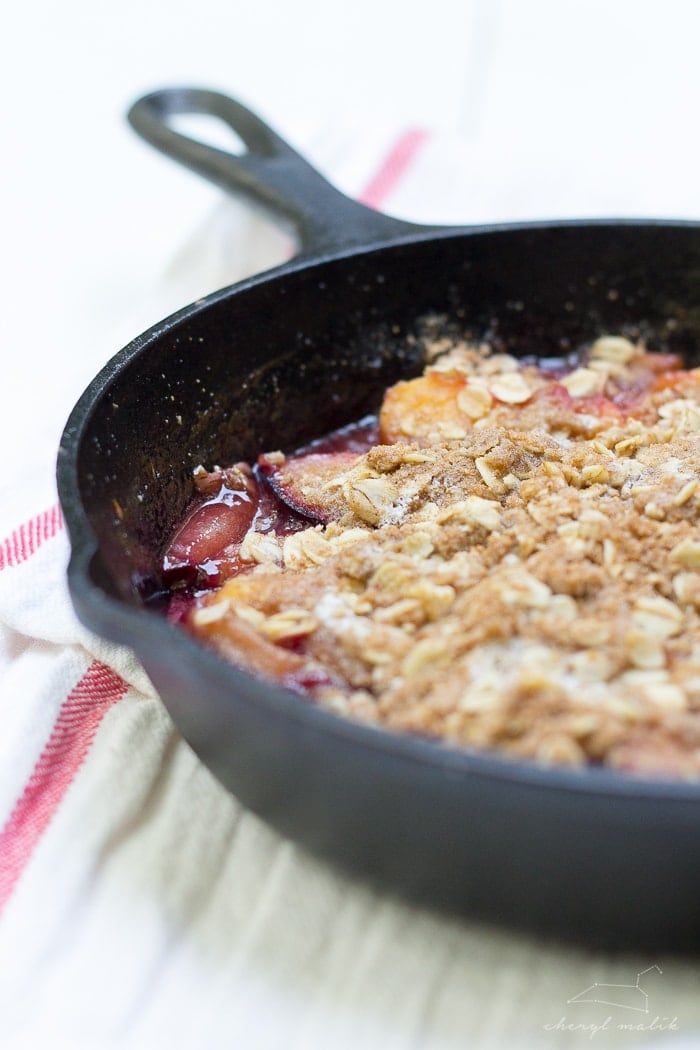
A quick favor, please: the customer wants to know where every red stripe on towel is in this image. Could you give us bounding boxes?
[358,128,428,208]
[0,661,128,912]
[0,505,63,571]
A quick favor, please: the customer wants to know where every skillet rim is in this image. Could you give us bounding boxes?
[57,217,700,807]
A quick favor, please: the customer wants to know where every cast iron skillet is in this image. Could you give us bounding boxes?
[58,88,700,950]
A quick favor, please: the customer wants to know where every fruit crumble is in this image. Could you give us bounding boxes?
[163,334,700,779]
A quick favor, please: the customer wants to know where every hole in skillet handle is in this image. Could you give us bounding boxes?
[168,113,248,157]
[126,87,429,259]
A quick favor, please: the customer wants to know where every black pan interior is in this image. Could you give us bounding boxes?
[75,222,700,601]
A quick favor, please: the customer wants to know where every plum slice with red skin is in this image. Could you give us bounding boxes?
[257,415,379,523]
[162,470,313,591]
[162,415,378,591]
[259,451,360,523]
[163,491,257,587]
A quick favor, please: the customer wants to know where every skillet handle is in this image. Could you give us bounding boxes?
[127,87,423,258]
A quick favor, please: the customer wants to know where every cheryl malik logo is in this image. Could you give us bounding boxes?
[543,966,680,1039]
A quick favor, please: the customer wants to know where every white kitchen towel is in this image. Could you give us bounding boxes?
[0,116,699,1050]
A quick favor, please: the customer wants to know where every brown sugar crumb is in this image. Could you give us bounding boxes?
[186,335,700,780]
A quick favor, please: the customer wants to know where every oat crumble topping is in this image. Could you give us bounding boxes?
[180,335,700,779]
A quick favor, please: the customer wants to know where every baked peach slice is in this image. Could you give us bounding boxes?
[379,372,493,444]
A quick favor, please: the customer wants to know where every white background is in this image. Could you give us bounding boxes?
[4,0,700,521]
